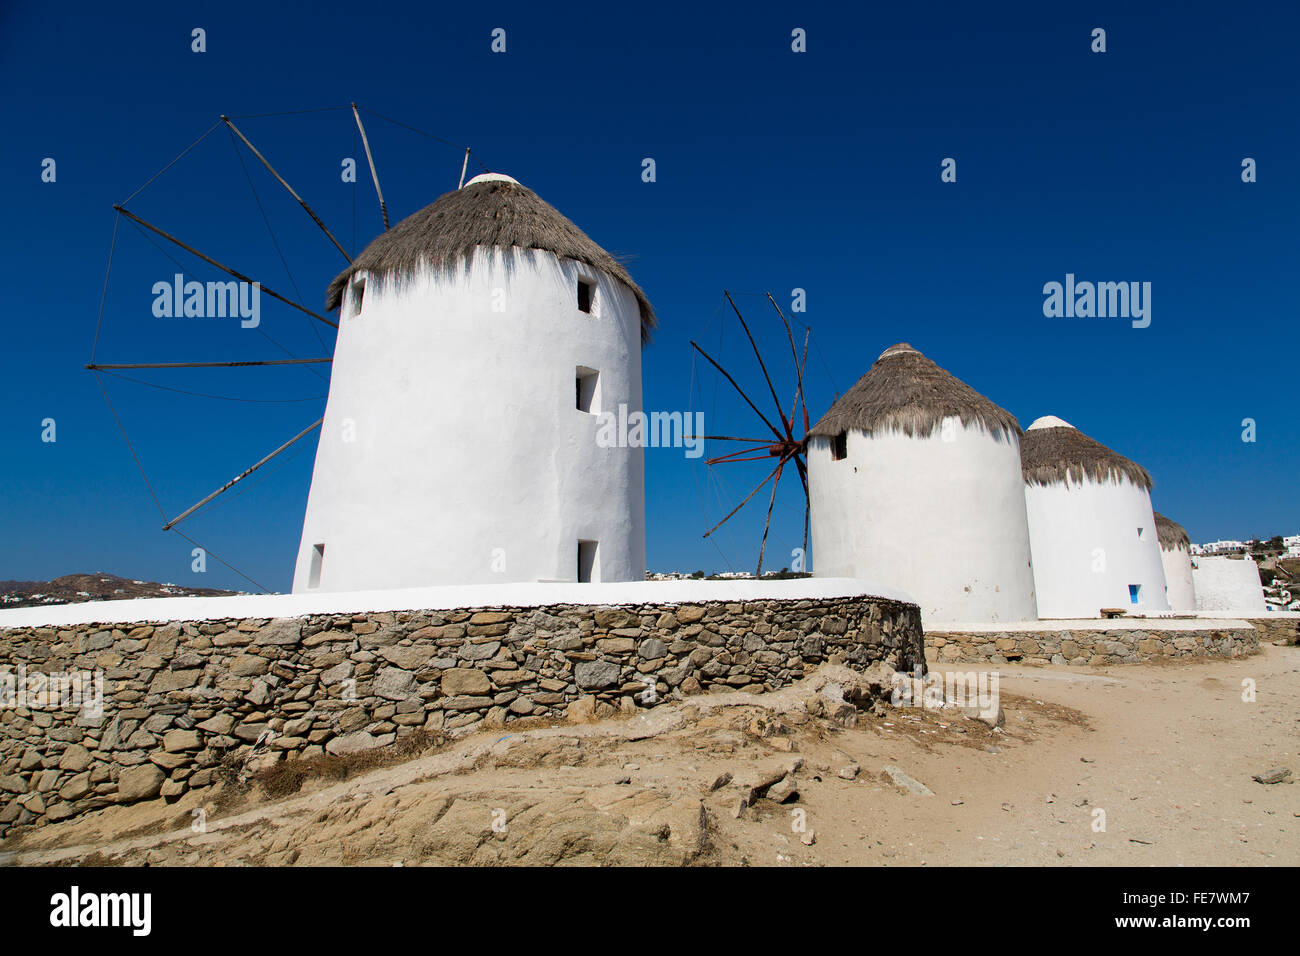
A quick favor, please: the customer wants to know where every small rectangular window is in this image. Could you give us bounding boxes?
[1128,584,1141,605]
[308,544,325,589]
[831,432,848,461]
[351,276,366,317]
[578,540,598,583]
[577,278,595,314]
[576,366,600,413]
[1137,527,1145,539]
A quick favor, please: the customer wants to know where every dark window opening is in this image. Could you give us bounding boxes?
[577,278,595,314]
[578,540,598,583]
[308,544,325,589]
[831,432,848,461]
[576,366,599,413]
[351,276,366,317]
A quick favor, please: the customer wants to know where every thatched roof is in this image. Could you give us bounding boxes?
[807,343,1022,440]
[1020,417,1153,490]
[325,174,656,342]
[1154,512,1190,551]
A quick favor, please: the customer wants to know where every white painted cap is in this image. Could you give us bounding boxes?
[463,172,519,187]
[1027,415,1075,431]
[876,342,919,361]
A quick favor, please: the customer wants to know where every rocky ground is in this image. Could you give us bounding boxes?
[2,646,1295,867]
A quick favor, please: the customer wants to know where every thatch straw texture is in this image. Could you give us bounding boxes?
[1154,512,1190,551]
[325,178,656,341]
[807,343,1022,440]
[1020,425,1153,490]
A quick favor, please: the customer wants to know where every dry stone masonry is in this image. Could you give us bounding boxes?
[0,594,922,836]
[1244,616,1299,646]
[926,623,1259,665]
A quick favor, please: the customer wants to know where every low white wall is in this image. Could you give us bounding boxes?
[933,617,1248,633]
[1193,556,1267,614]
[0,577,916,629]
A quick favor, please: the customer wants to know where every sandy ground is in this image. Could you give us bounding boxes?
[2,645,1295,867]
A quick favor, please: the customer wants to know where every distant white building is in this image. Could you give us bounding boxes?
[1199,540,1248,555]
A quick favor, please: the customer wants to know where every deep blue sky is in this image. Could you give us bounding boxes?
[1,0,1295,592]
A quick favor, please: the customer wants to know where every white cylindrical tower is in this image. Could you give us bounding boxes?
[1154,512,1197,612]
[1192,555,1267,614]
[807,343,1038,625]
[292,174,653,592]
[1021,416,1171,618]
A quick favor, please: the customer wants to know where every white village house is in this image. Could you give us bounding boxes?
[807,343,1038,625]
[293,173,653,592]
[1192,555,1268,614]
[1192,539,1248,556]
[1020,416,1170,618]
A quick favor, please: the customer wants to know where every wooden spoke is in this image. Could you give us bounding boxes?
[702,460,785,540]
[706,443,781,466]
[113,205,339,330]
[351,103,390,230]
[766,292,802,401]
[87,358,331,370]
[691,340,784,442]
[797,327,811,434]
[757,460,786,575]
[162,419,323,530]
[222,116,352,263]
[725,290,788,435]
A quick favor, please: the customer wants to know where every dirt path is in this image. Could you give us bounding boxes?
[3,647,1295,866]
[781,647,1297,866]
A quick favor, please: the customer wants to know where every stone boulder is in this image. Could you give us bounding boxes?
[116,764,165,802]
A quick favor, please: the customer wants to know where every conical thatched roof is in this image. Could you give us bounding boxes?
[1154,512,1190,551]
[807,343,1022,440]
[325,174,656,342]
[1020,417,1153,490]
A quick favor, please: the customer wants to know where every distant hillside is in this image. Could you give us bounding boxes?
[0,573,240,609]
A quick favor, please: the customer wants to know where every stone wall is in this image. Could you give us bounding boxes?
[926,624,1259,666]
[0,595,921,836]
[1244,617,1299,646]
